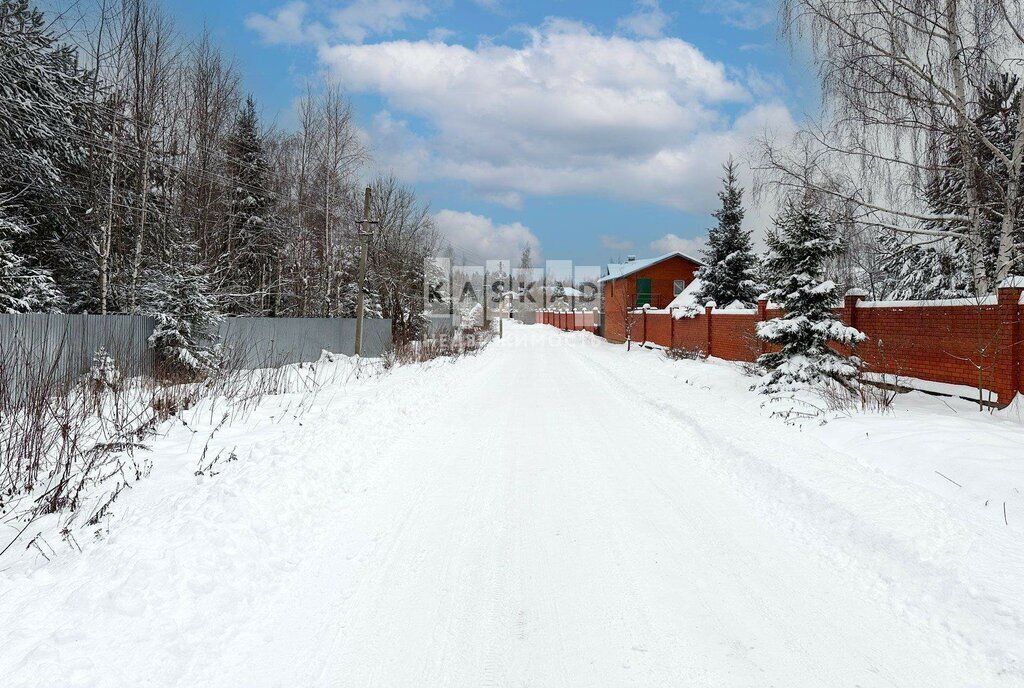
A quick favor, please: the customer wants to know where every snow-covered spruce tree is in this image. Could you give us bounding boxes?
[0,217,64,312]
[756,196,865,393]
[144,245,221,378]
[0,0,94,297]
[223,95,277,314]
[336,258,383,320]
[694,158,760,307]
[877,231,972,300]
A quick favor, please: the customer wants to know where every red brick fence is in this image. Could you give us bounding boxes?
[537,309,600,334]
[598,281,1024,406]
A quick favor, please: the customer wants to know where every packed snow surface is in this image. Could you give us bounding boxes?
[2,322,1023,686]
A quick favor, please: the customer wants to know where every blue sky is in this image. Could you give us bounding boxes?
[163,0,817,265]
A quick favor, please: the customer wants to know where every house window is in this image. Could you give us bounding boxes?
[673,279,686,296]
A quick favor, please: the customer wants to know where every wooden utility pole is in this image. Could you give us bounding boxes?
[354,186,377,356]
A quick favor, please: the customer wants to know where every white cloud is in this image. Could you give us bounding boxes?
[433,210,540,262]
[331,0,430,43]
[365,110,432,181]
[703,0,774,30]
[246,2,312,45]
[650,233,707,257]
[248,0,431,45]
[428,27,457,43]
[317,19,791,212]
[471,0,503,11]
[617,0,671,38]
[481,191,523,209]
[600,235,634,251]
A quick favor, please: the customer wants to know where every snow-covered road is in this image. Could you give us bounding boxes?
[3,322,1022,686]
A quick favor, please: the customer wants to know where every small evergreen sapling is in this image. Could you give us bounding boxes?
[757,196,865,393]
[459,300,484,330]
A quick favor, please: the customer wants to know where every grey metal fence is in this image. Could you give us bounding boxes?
[0,313,156,383]
[218,317,392,367]
[425,313,457,335]
[515,311,537,325]
[0,313,157,406]
[0,314,392,401]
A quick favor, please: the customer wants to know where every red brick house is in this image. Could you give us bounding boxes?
[600,252,703,343]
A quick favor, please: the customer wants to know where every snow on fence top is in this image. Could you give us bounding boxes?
[856,296,998,309]
[711,308,758,315]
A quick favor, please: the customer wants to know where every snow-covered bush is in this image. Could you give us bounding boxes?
[459,301,484,330]
[665,345,706,361]
[89,348,120,391]
[757,196,865,394]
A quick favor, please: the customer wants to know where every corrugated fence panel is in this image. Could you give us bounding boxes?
[218,317,392,367]
[425,314,457,335]
[0,313,156,401]
[337,318,392,358]
[516,311,537,325]
[0,314,393,403]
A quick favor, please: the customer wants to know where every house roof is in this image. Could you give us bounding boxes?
[543,285,586,297]
[598,251,704,283]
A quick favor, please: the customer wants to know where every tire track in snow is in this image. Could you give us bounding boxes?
[563,331,1023,682]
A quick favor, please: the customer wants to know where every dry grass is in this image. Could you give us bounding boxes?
[664,346,707,361]
[382,329,493,369]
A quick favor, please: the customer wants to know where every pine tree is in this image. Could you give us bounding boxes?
[757,196,865,393]
[223,95,276,314]
[694,158,760,307]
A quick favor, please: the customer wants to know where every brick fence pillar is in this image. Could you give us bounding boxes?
[757,295,768,354]
[670,307,677,348]
[642,307,648,343]
[844,288,868,330]
[996,278,1024,405]
[843,288,868,361]
[705,301,715,356]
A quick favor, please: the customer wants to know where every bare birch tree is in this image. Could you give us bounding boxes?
[763,0,1024,295]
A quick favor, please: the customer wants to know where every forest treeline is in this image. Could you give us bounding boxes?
[0,0,438,369]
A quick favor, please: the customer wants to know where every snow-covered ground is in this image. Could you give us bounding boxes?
[2,322,1022,686]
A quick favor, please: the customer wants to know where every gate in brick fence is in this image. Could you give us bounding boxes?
[600,281,1024,406]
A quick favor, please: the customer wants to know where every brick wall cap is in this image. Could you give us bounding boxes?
[845,288,869,297]
[756,293,770,301]
[997,276,1024,289]
[705,300,717,308]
